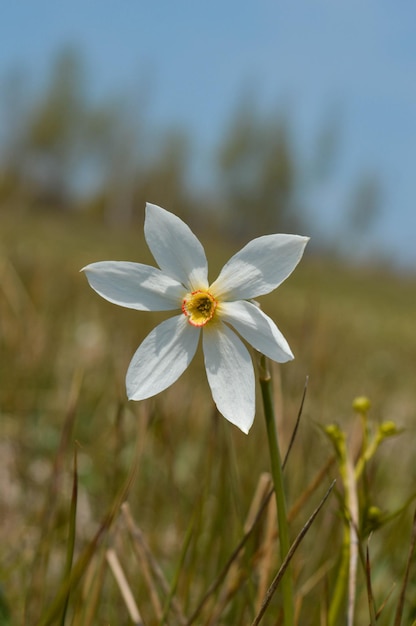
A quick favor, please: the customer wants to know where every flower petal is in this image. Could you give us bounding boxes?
[82,261,184,311]
[144,203,209,291]
[202,322,255,434]
[219,300,294,363]
[127,315,200,400]
[210,234,309,301]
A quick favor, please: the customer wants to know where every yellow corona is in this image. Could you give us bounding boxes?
[182,290,218,327]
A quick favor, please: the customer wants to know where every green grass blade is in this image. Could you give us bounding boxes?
[250,480,335,626]
[394,508,416,626]
[158,515,194,626]
[59,446,78,626]
[37,438,139,626]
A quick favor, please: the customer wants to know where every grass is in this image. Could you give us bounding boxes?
[1,209,416,625]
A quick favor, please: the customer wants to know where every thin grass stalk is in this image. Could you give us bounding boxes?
[187,454,334,625]
[106,548,143,625]
[121,502,187,625]
[296,558,336,611]
[281,375,308,469]
[287,456,336,525]
[328,511,349,625]
[124,515,164,621]
[373,583,396,621]
[24,371,81,623]
[37,442,138,626]
[187,373,310,625]
[205,474,272,626]
[59,447,78,626]
[255,494,277,613]
[346,456,359,626]
[365,537,377,626]
[259,355,294,626]
[158,516,193,626]
[79,552,108,626]
[185,489,271,625]
[394,507,416,626]
[37,512,112,626]
[251,480,336,626]
[326,427,350,626]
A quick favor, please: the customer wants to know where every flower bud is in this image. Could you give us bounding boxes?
[324,424,346,456]
[379,421,398,437]
[352,396,371,414]
[365,505,383,532]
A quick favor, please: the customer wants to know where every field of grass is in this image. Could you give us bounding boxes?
[1,210,416,625]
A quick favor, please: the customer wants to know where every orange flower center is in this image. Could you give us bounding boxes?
[182,290,218,327]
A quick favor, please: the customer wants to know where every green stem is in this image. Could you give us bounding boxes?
[259,356,294,626]
[326,427,349,626]
[328,522,350,626]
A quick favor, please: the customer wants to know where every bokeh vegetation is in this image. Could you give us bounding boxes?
[1,49,415,625]
[0,48,382,249]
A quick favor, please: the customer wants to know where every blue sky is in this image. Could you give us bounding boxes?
[2,1,416,267]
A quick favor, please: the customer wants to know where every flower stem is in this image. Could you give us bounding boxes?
[259,355,294,626]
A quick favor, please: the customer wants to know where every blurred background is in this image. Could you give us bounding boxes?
[1,1,415,267]
[2,3,416,623]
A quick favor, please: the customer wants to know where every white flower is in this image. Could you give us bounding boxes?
[82,203,309,434]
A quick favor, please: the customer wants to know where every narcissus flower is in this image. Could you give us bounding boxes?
[82,203,309,433]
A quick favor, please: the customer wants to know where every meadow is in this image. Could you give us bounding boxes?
[1,210,416,625]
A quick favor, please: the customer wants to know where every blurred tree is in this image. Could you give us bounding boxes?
[347,172,381,236]
[0,68,31,207]
[341,171,382,262]
[0,48,383,252]
[135,129,192,221]
[216,95,383,257]
[83,101,140,225]
[23,48,88,208]
[217,100,301,238]
[311,105,342,182]
[0,47,192,225]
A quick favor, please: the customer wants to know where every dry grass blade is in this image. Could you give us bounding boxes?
[295,557,336,616]
[393,507,416,626]
[287,456,336,525]
[0,256,42,329]
[37,511,112,626]
[24,369,82,623]
[255,493,277,613]
[37,440,139,626]
[121,502,187,626]
[59,446,79,626]
[250,479,336,626]
[244,473,274,534]
[370,582,396,621]
[78,552,108,626]
[365,536,377,626]
[204,474,273,626]
[121,503,164,621]
[282,375,309,470]
[186,484,275,625]
[346,455,359,626]
[106,548,144,625]
[187,457,335,626]
[159,515,194,626]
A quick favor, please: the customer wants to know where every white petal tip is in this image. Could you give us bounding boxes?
[126,382,141,401]
[229,415,254,435]
[127,390,147,402]
[126,383,146,401]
